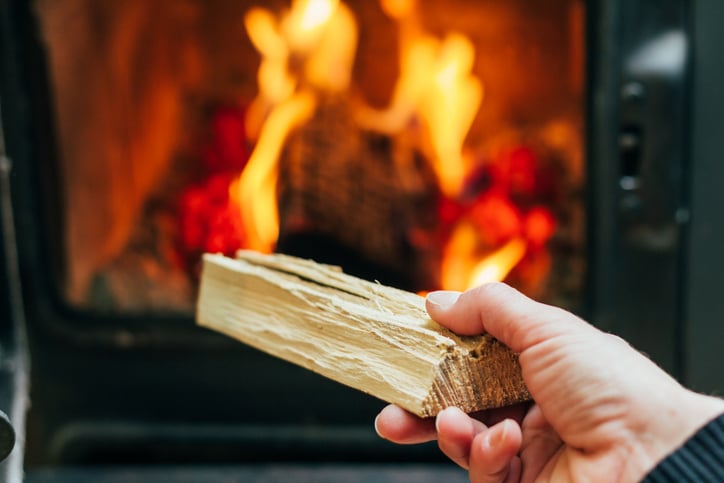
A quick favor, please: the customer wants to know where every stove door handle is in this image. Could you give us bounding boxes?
[0,410,15,463]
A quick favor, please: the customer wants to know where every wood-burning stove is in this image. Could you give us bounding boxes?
[1,0,723,481]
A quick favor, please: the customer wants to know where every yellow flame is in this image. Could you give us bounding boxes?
[244,0,354,130]
[441,223,527,291]
[239,0,507,290]
[356,7,483,197]
[236,0,357,252]
[303,2,357,93]
[231,91,317,252]
[441,221,480,291]
[245,8,286,59]
[245,8,295,105]
[285,0,340,51]
[468,237,527,287]
[298,0,338,32]
[380,0,417,19]
[419,33,482,197]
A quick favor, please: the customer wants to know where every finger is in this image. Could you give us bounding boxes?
[374,405,436,444]
[519,404,564,478]
[426,283,594,353]
[469,419,523,483]
[435,406,488,469]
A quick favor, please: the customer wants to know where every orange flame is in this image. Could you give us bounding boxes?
[233,0,538,291]
[468,237,527,287]
[356,10,482,197]
[230,92,316,252]
[233,0,357,253]
[441,221,528,291]
[419,34,482,197]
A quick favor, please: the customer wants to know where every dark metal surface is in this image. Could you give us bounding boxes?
[683,0,724,396]
[0,5,33,467]
[25,465,467,483]
[586,0,690,376]
[0,411,14,463]
[0,128,30,480]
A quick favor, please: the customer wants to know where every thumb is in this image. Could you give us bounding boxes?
[426,283,595,354]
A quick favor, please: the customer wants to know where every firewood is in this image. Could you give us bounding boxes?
[196,250,530,418]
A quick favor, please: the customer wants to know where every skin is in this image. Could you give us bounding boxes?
[375,283,724,483]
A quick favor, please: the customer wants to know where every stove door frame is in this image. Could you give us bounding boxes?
[587,0,691,377]
[682,0,724,396]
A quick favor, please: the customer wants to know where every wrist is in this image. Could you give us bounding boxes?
[630,390,724,481]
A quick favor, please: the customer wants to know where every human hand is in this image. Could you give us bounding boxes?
[375,283,724,482]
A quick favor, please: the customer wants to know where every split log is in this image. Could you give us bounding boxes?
[196,251,530,418]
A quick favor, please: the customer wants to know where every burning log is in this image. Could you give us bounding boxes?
[196,250,531,418]
[276,95,442,291]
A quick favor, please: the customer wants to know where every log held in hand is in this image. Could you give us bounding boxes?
[196,251,530,418]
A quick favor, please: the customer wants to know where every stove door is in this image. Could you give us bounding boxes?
[0,126,30,483]
[587,0,690,376]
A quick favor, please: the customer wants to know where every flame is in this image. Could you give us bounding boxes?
[441,223,527,291]
[374,7,494,287]
[468,237,527,287]
[227,0,549,293]
[230,92,316,252]
[419,34,482,197]
[285,0,340,49]
[440,221,480,291]
[233,0,357,253]
[356,7,482,197]
[244,8,295,106]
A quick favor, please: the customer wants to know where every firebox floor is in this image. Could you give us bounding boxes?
[25,464,468,482]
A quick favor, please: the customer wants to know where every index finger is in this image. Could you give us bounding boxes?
[425,283,595,354]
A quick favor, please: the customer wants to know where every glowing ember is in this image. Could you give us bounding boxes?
[177,106,249,267]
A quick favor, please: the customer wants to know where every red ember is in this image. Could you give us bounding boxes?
[177,106,250,266]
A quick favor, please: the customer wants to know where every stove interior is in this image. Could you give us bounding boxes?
[33,0,586,315]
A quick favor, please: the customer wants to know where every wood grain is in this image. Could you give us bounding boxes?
[196,251,530,417]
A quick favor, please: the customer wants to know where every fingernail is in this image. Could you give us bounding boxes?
[427,291,462,310]
[374,414,383,438]
[435,406,466,434]
[485,419,509,449]
[434,407,450,433]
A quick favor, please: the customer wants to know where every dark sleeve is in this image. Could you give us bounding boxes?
[641,412,724,482]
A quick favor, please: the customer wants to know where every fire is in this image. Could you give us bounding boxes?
[230,92,316,252]
[182,0,558,292]
[419,33,482,198]
[468,238,527,287]
[356,5,482,198]
[294,0,338,34]
[232,0,357,253]
[373,2,527,289]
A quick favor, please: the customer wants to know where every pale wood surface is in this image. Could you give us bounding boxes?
[197,251,530,417]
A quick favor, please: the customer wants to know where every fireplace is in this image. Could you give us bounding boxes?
[29,0,585,314]
[1,0,723,480]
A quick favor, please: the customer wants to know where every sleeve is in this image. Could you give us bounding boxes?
[641,412,724,482]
